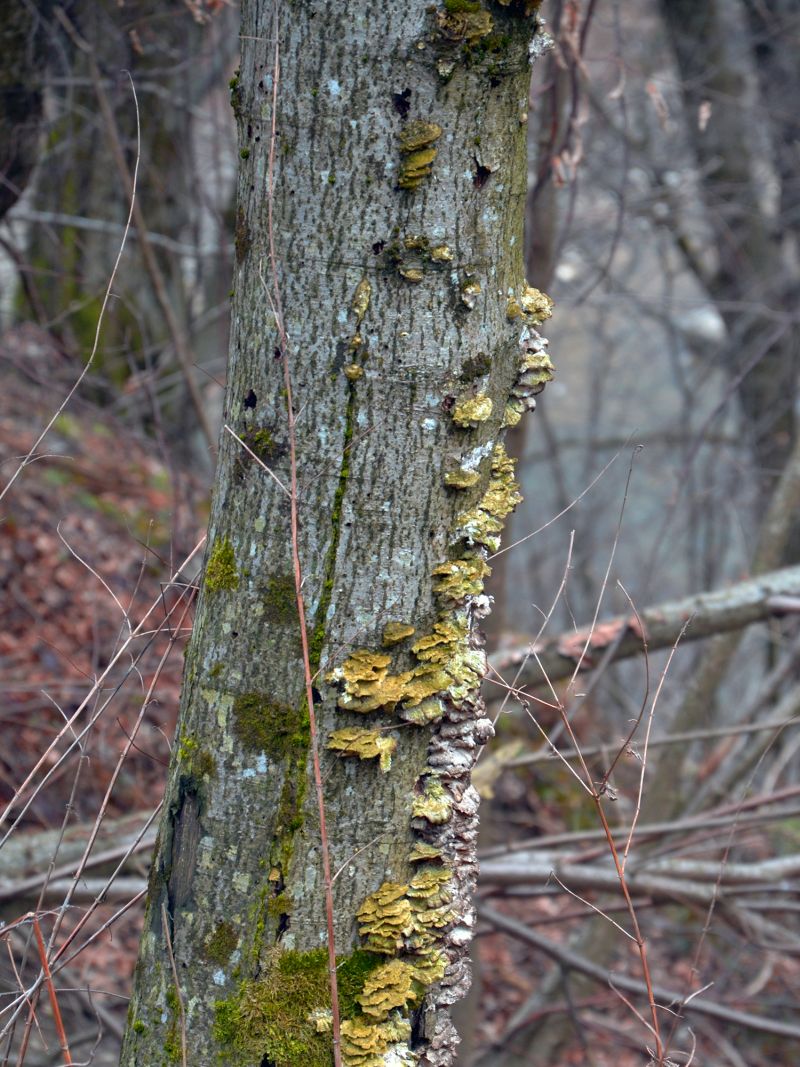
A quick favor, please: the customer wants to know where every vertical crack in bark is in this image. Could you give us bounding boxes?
[310,380,356,671]
[166,782,202,937]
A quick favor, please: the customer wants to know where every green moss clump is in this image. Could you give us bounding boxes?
[213,948,383,1065]
[444,0,481,11]
[308,622,327,670]
[233,425,282,481]
[132,1019,146,1035]
[177,737,216,780]
[251,428,276,459]
[337,950,385,1017]
[232,692,309,759]
[164,987,182,1063]
[164,1031,181,1063]
[205,537,239,593]
[264,573,298,624]
[240,147,250,159]
[204,921,238,966]
[459,352,491,381]
[266,891,291,921]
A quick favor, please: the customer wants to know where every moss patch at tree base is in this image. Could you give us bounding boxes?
[213,948,384,1066]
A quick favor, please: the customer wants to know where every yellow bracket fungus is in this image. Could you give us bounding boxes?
[399,120,443,152]
[454,443,522,551]
[326,727,397,772]
[357,960,419,1020]
[382,621,416,646]
[408,842,443,863]
[357,883,413,955]
[452,393,493,427]
[507,284,554,325]
[398,120,442,190]
[515,349,554,395]
[340,1015,412,1067]
[411,777,452,825]
[351,278,371,325]
[430,244,453,262]
[399,696,445,726]
[501,401,523,427]
[436,7,494,44]
[460,280,481,309]
[444,467,481,489]
[408,865,452,908]
[328,615,484,714]
[432,557,491,601]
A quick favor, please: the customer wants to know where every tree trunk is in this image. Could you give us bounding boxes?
[660,0,799,490]
[120,2,552,1065]
[0,1,52,223]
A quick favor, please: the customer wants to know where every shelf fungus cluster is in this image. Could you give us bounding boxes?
[398,120,443,190]
[503,286,554,428]
[326,423,539,1063]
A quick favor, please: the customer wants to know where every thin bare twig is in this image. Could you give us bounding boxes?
[31,914,72,1065]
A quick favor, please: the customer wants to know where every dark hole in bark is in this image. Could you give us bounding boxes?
[372,239,386,254]
[166,784,202,929]
[410,1005,425,1044]
[244,389,257,409]
[393,87,411,118]
[473,159,492,188]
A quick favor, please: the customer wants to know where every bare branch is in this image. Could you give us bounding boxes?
[492,564,800,688]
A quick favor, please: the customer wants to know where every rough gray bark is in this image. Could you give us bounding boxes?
[121,2,551,1065]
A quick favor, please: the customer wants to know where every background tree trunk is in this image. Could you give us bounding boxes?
[660,0,799,492]
[120,2,551,1065]
[16,0,237,466]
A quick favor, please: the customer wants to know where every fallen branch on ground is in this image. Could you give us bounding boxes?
[480,904,800,1042]
[491,564,800,688]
